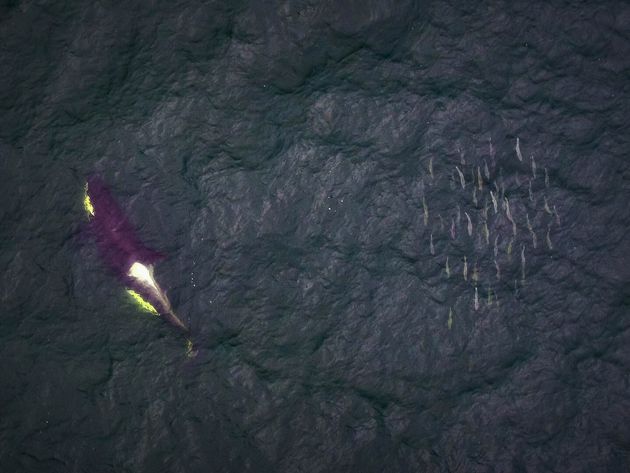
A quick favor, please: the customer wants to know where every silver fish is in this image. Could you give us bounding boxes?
[504,197,513,223]
[531,154,537,178]
[490,190,498,213]
[463,255,468,281]
[543,196,552,215]
[515,137,523,162]
[545,167,549,187]
[483,221,490,245]
[546,225,553,250]
[455,165,465,189]
[422,195,429,225]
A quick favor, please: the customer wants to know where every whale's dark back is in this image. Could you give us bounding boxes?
[86,175,164,277]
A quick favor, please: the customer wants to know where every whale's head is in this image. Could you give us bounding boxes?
[126,261,189,332]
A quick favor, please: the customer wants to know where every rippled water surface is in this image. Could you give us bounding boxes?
[2,1,630,472]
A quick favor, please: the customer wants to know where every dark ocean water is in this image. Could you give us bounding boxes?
[2,1,630,472]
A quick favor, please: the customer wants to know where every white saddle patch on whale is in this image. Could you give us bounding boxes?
[128,262,159,293]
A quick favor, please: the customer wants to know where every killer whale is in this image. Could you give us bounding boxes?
[83,175,188,333]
